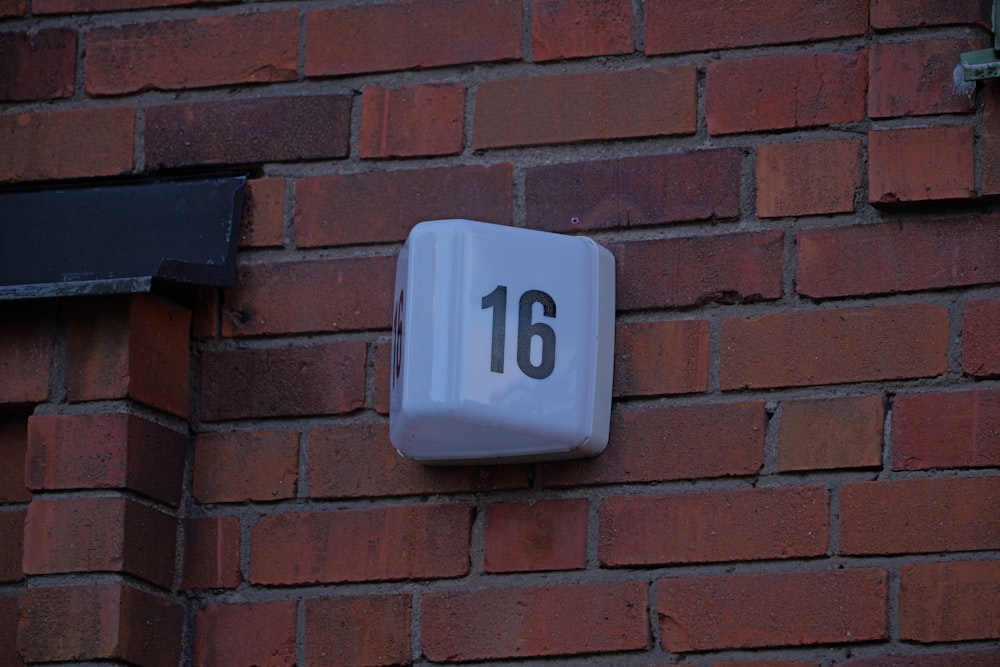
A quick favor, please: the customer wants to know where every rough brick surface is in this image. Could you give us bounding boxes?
[305,0,521,77]
[360,83,465,158]
[721,304,949,390]
[541,402,765,487]
[613,320,709,397]
[757,140,861,218]
[294,164,513,247]
[0,419,29,502]
[0,29,76,102]
[868,126,976,204]
[601,486,828,566]
[85,12,297,96]
[35,0,228,12]
[474,67,696,149]
[305,595,411,667]
[840,476,1000,554]
[982,87,1000,195]
[193,429,299,503]
[838,651,1000,667]
[182,516,241,590]
[525,149,740,232]
[707,52,867,135]
[0,0,25,16]
[239,178,285,248]
[646,0,867,54]
[0,303,55,405]
[532,0,634,61]
[421,581,648,661]
[777,396,885,471]
[870,0,991,28]
[193,601,296,667]
[0,510,24,582]
[869,38,980,118]
[656,569,888,651]
[900,560,1000,643]
[250,504,473,584]
[0,595,20,666]
[892,389,1000,469]
[200,342,367,421]
[963,298,1000,377]
[485,498,588,573]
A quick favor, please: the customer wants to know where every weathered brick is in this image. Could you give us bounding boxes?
[757,140,861,218]
[85,12,297,96]
[0,0,25,17]
[778,396,884,472]
[964,298,1000,376]
[706,52,867,135]
[612,231,783,311]
[613,320,709,397]
[308,423,529,499]
[305,0,521,77]
[0,302,55,405]
[646,0,866,54]
[657,569,888,652]
[837,650,1000,667]
[200,342,367,421]
[239,178,285,248]
[900,560,1000,643]
[22,496,175,589]
[601,486,828,567]
[870,0,991,29]
[892,389,1000,469]
[0,29,76,101]
[475,67,696,149]
[193,430,299,503]
[35,0,228,12]
[532,0,634,61]
[193,601,296,667]
[541,402,765,487]
[0,595,20,667]
[360,83,465,158]
[0,106,133,182]
[0,510,24,582]
[0,418,29,502]
[250,504,472,584]
[868,126,976,204]
[485,498,588,573]
[181,516,241,590]
[294,164,513,247]
[797,216,1000,298]
[422,581,648,661]
[870,38,980,118]
[220,256,395,336]
[983,86,1000,195]
[525,149,740,232]
[716,662,818,667]
[840,476,1000,554]
[26,413,186,507]
[305,594,411,667]
[373,340,391,415]
[721,304,949,390]
[145,96,351,169]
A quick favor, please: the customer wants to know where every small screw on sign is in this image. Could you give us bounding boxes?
[570,217,580,226]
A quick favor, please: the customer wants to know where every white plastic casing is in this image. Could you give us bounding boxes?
[389,219,615,464]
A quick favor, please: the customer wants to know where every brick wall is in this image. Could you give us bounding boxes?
[2,1,1000,666]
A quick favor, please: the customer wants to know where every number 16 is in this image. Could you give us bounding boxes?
[481,285,556,380]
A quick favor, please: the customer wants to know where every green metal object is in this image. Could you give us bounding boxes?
[961,0,1000,81]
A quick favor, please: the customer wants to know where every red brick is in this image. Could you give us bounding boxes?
[22,496,176,589]
[308,423,529,499]
[26,413,186,507]
[0,510,24,582]
[17,583,182,665]
[983,87,1000,195]
[0,418,29,502]
[601,486,828,567]
[485,498,588,573]
[757,140,861,218]
[966,298,1000,376]
[191,288,220,340]
[373,341,391,415]
[305,594,411,667]
[305,0,520,77]
[474,67,696,149]
[200,342,367,421]
[721,304,949,390]
[892,389,1000,469]
[715,663,817,667]
[193,429,299,503]
[0,0,25,17]
[657,569,887,652]
[239,178,285,248]
[797,216,1000,299]
[612,231,783,311]
[422,581,648,661]
[0,302,55,405]
[900,560,1000,642]
[838,651,1000,667]
[66,294,191,417]
[613,320,709,397]
[777,396,885,472]
[525,149,740,232]
[360,83,465,158]
[706,52,867,135]
[145,96,351,169]
[220,256,394,336]
[0,595,21,667]
[532,0,634,61]
[85,12,296,96]
[868,126,975,204]
[646,0,866,54]
[0,106,133,183]
[182,516,241,590]
[294,164,513,247]
[0,29,76,101]
[250,504,472,585]
[35,0,228,12]
[840,476,1000,554]
[541,402,765,487]
[193,600,296,667]
[870,39,980,118]
[871,0,991,29]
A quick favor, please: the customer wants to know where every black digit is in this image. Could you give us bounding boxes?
[481,284,507,373]
[392,289,404,387]
[516,289,556,379]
